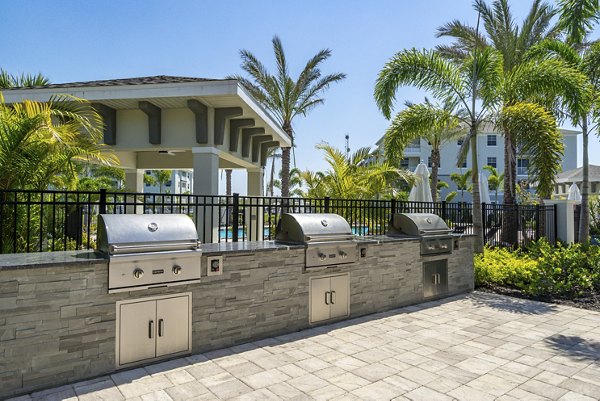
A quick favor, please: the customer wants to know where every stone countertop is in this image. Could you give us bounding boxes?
[0,235,470,271]
[0,250,107,271]
[0,242,305,270]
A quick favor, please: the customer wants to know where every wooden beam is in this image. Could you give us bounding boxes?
[241,127,265,158]
[91,103,117,145]
[260,141,280,167]
[251,135,273,163]
[139,101,161,145]
[229,119,255,152]
[187,99,208,144]
[214,107,243,145]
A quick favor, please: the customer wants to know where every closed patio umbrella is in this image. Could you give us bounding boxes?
[567,183,582,201]
[409,163,433,202]
[479,172,491,204]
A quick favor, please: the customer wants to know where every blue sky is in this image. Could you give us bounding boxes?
[1,0,590,194]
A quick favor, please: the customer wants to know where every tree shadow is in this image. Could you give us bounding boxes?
[544,335,600,364]
[468,291,558,315]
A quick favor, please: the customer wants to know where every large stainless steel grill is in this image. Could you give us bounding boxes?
[387,213,453,256]
[97,214,202,293]
[275,213,358,268]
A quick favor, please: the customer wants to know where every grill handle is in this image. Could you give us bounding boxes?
[109,242,199,254]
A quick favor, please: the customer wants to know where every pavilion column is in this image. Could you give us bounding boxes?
[246,168,264,241]
[123,169,145,214]
[192,147,220,243]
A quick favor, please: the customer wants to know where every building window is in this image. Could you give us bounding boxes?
[487,157,497,168]
[457,137,464,146]
[517,158,529,175]
[400,158,409,169]
[427,157,439,168]
[166,180,172,187]
[487,134,497,146]
[458,159,467,168]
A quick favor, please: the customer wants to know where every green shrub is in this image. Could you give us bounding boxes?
[475,239,600,298]
[525,239,600,297]
[474,246,537,290]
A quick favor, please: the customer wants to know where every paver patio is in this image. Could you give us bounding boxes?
[9,292,600,401]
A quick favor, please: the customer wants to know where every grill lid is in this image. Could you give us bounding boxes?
[275,213,355,244]
[388,213,451,236]
[97,214,199,255]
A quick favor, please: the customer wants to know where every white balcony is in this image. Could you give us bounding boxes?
[404,144,422,156]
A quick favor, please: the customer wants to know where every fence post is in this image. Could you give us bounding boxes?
[324,196,330,213]
[535,204,541,241]
[99,188,107,215]
[232,193,239,242]
[391,198,397,217]
[441,201,447,221]
[553,204,558,244]
[481,202,486,244]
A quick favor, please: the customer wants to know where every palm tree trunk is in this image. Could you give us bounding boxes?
[269,154,276,196]
[430,147,440,202]
[225,169,232,196]
[281,124,293,198]
[579,118,590,242]
[470,127,484,253]
[502,130,518,245]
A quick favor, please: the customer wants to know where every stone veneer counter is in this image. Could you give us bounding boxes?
[0,236,474,398]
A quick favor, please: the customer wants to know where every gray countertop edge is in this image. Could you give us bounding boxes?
[0,234,471,271]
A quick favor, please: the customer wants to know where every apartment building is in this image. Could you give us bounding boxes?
[144,170,193,194]
[376,128,579,203]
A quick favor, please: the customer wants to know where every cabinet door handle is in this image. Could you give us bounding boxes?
[158,318,164,337]
[437,274,441,284]
[330,290,336,305]
[148,320,154,339]
[432,274,437,284]
[325,291,330,305]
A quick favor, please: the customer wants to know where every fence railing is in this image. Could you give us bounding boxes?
[0,189,556,254]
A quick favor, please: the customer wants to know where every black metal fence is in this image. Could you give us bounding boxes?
[0,189,557,254]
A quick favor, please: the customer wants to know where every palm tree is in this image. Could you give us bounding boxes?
[436,0,585,244]
[483,165,504,203]
[383,98,465,201]
[450,169,472,202]
[229,36,346,197]
[299,143,412,199]
[266,147,281,197]
[0,94,114,190]
[154,170,172,194]
[274,167,304,197]
[0,69,49,88]
[225,169,232,196]
[374,39,583,251]
[551,0,600,242]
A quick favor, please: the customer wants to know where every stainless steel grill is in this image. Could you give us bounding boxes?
[97,214,202,293]
[387,213,453,256]
[275,213,358,268]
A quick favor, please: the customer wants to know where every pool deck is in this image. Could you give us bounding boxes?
[9,292,600,401]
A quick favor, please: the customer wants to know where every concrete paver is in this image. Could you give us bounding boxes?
[9,292,600,400]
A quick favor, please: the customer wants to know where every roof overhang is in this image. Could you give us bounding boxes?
[1,79,291,147]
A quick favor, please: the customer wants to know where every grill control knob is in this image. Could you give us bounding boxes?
[172,265,182,275]
[318,253,327,261]
[133,268,144,279]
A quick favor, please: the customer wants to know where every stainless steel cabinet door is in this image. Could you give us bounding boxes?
[119,300,156,365]
[310,277,331,323]
[436,262,448,295]
[329,274,349,319]
[423,262,437,298]
[156,296,190,357]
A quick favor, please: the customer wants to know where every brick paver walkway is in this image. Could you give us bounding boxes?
[9,292,600,401]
